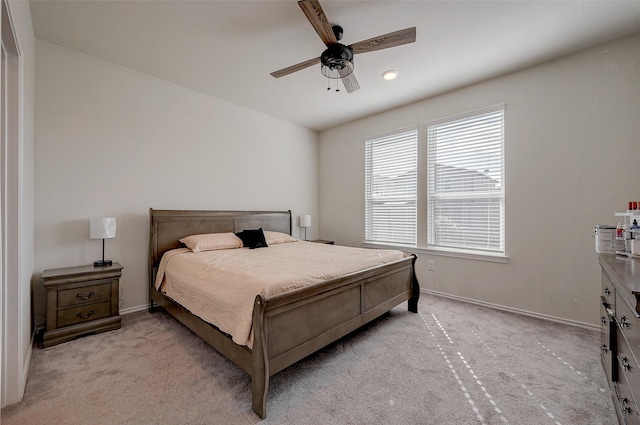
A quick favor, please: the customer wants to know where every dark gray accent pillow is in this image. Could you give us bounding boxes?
[235,228,268,249]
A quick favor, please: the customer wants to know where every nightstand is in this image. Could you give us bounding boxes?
[310,239,334,245]
[42,262,122,347]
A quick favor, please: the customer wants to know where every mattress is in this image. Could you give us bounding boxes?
[155,241,406,347]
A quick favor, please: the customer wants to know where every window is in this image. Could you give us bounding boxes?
[427,105,505,254]
[365,128,418,245]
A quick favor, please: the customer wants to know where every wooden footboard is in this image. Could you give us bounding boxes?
[251,254,418,417]
[148,209,420,418]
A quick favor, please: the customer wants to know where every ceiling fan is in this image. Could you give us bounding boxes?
[270,0,416,93]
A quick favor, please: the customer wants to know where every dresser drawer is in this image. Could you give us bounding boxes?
[619,332,640,405]
[617,290,640,367]
[618,371,640,425]
[57,281,112,308]
[602,298,617,382]
[603,271,616,311]
[57,300,112,328]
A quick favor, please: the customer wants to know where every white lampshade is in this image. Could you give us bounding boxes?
[90,217,117,239]
[300,215,311,228]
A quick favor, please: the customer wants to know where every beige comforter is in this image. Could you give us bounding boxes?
[155,241,406,348]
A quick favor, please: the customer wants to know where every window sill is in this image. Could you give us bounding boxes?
[361,242,509,263]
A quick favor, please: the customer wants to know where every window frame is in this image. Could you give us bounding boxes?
[425,104,506,258]
[364,127,418,246]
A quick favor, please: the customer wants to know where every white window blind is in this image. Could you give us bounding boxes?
[427,105,505,254]
[365,128,417,245]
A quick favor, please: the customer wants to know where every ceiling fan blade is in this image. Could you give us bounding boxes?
[349,27,416,55]
[339,67,360,93]
[298,0,337,47]
[271,57,321,78]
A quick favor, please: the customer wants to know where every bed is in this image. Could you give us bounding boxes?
[148,209,420,418]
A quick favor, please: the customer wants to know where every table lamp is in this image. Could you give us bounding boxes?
[90,217,116,267]
[300,214,311,241]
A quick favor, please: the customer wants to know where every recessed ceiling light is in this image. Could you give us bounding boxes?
[382,70,398,81]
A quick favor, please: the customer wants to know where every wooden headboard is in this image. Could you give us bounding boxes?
[148,209,292,270]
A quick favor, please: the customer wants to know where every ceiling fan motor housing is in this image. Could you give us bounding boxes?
[321,43,354,76]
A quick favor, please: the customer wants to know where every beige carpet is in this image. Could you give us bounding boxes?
[2,294,616,424]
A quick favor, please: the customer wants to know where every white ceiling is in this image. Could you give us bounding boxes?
[29,0,640,131]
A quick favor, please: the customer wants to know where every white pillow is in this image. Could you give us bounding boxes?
[179,232,243,252]
[263,231,297,245]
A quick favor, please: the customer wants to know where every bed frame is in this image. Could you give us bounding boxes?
[148,209,419,418]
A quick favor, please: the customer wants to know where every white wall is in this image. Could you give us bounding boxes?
[1,0,35,408]
[319,33,640,327]
[34,41,318,318]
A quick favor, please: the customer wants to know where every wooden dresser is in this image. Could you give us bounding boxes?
[42,262,122,347]
[600,254,640,425]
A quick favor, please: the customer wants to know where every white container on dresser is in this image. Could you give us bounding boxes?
[614,211,640,257]
[600,254,640,425]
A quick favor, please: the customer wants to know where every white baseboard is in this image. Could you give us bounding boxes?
[421,289,599,331]
[120,304,150,315]
[21,341,32,399]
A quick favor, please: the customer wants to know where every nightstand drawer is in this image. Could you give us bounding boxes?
[57,300,112,328]
[310,239,334,244]
[57,282,111,308]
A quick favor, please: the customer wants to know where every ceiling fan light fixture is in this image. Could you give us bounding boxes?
[382,70,399,80]
[321,59,353,79]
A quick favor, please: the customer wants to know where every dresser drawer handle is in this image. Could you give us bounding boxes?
[602,344,609,353]
[618,355,632,372]
[623,406,632,414]
[76,291,95,301]
[620,316,631,328]
[604,287,611,296]
[76,310,95,320]
[601,316,607,325]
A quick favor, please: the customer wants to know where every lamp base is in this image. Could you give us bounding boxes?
[93,260,113,267]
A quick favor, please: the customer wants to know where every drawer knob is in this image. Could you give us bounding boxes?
[602,344,608,353]
[604,287,611,296]
[618,355,632,371]
[76,310,95,320]
[623,406,632,414]
[76,291,95,301]
[620,316,631,328]
[601,316,607,325]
